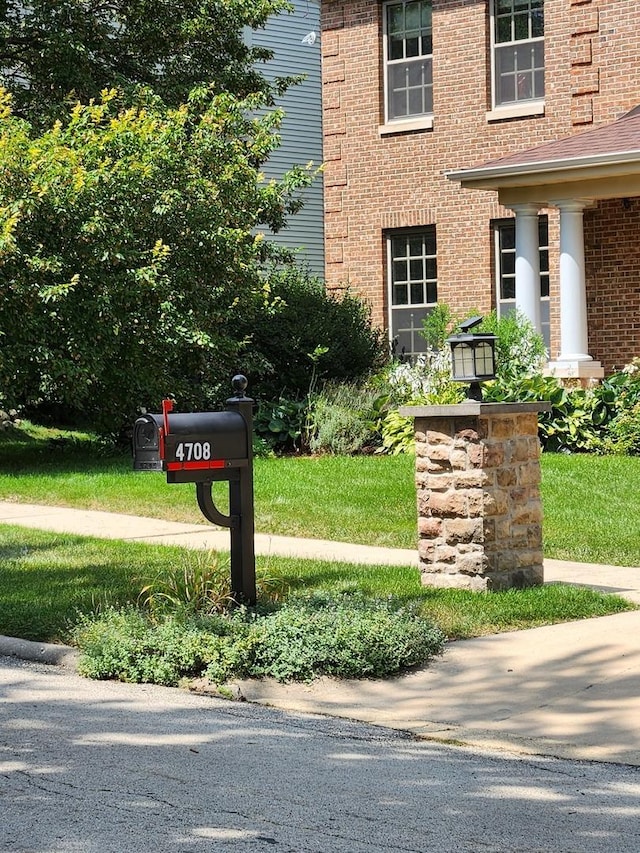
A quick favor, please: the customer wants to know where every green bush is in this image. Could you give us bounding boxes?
[254,396,309,452]
[244,267,387,403]
[308,382,383,455]
[477,310,547,381]
[606,402,640,454]
[73,593,446,686]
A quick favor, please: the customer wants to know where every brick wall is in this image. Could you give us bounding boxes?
[321,0,640,370]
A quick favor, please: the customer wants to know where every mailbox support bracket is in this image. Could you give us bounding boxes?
[196,482,239,530]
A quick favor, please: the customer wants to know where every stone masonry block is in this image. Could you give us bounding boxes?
[418,516,442,537]
[426,429,454,445]
[489,416,515,439]
[428,490,469,518]
[444,517,483,544]
[482,443,504,468]
[518,461,542,486]
[450,449,469,470]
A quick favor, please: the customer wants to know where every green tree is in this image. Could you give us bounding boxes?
[0,0,291,128]
[0,87,310,434]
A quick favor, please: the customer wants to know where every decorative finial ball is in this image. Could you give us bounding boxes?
[231,374,248,395]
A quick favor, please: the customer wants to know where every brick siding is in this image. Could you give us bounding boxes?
[321,0,640,370]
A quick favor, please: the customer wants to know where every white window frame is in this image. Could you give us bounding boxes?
[488,0,544,118]
[381,0,433,133]
[387,227,438,360]
[493,216,550,347]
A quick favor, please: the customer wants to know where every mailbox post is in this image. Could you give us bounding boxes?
[132,375,256,605]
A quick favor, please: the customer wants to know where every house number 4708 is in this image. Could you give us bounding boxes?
[174,442,212,462]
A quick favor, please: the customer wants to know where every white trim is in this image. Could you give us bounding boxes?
[379,115,434,135]
[486,100,545,122]
[489,0,545,112]
[382,0,433,126]
[446,149,640,185]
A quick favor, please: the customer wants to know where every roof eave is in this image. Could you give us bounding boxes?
[446,150,640,191]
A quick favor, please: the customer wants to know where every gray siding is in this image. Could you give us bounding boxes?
[251,1,324,278]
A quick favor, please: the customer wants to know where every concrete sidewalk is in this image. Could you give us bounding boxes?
[2,500,640,766]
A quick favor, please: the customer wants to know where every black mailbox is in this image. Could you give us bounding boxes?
[132,376,256,604]
[134,410,248,484]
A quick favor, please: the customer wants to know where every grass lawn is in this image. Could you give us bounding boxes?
[0,524,631,645]
[1,422,640,565]
[0,422,636,650]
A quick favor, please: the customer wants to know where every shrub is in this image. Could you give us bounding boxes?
[308,382,382,455]
[477,309,547,381]
[254,396,309,453]
[73,593,446,686]
[243,592,445,682]
[244,267,387,403]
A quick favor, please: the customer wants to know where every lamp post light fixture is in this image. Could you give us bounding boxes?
[446,316,497,401]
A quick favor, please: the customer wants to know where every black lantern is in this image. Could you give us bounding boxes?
[446,316,497,401]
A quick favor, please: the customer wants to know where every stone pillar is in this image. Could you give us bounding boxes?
[510,203,542,333]
[399,402,550,592]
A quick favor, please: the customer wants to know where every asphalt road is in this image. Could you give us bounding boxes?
[1,656,640,853]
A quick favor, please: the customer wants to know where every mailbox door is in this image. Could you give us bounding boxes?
[132,414,164,472]
[162,411,248,483]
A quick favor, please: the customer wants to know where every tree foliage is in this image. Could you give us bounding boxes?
[0,0,292,128]
[0,87,310,434]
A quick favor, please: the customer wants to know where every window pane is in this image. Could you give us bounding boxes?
[534,69,545,98]
[540,273,550,299]
[501,276,515,300]
[498,45,515,73]
[538,217,548,245]
[408,235,423,256]
[388,5,404,35]
[410,282,424,304]
[405,1,421,30]
[424,229,436,255]
[410,259,423,280]
[421,33,432,54]
[426,257,437,279]
[391,236,405,257]
[514,11,529,41]
[405,35,419,57]
[408,62,423,86]
[408,87,423,114]
[501,223,515,250]
[496,16,511,43]
[539,249,549,272]
[502,252,515,276]
[498,74,515,104]
[531,8,544,37]
[496,0,513,14]
[389,35,404,60]
[393,259,408,281]
[421,1,432,29]
[517,71,533,100]
[426,282,438,304]
[393,283,408,305]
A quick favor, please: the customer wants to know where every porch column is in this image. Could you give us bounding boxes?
[547,199,603,379]
[509,203,541,333]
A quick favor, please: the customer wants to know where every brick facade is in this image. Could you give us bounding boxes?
[321,0,640,370]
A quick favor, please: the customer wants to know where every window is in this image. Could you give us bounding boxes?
[491,0,544,109]
[387,228,437,359]
[383,0,433,124]
[494,216,549,347]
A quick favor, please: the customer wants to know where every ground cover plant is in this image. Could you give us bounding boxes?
[0,524,632,687]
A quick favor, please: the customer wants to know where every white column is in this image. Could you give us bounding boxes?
[546,199,603,379]
[509,204,541,333]
[556,199,590,361]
